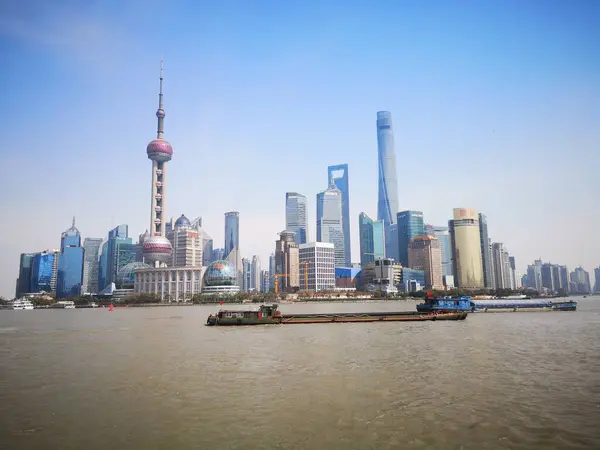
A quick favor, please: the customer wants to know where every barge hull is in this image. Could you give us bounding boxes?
[206,311,467,326]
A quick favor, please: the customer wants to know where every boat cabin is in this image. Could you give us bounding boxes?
[416,293,472,312]
[217,304,280,320]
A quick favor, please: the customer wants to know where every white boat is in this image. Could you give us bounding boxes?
[51,300,76,309]
[11,299,34,310]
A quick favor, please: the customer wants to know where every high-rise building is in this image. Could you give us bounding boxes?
[508,256,517,290]
[408,235,443,290]
[16,253,36,297]
[491,243,511,289]
[526,259,543,291]
[261,270,270,293]
[212,248,225,262]
[385,223,399,263]
[224,211,241,287]
[142,61,174,268]
[98,241,109,291]
[200,229,213,266]
[102,225,134,290]
[56,218,84,298]
[269,252,276,291]
[552,265,562,292]
[251,255,261,293]
[242,257,251,292]
[397,211,424,267]
[449,208,484,289]
[299,242,335,292]
[570,267,591,294]
[327,164,351,266]
[376,111,400,262]
[285,192,308,245]
[31,250,60,293]
[541,263,555,292]
[316,178,345,266]
[224,212,240,260]
[594,267,600,293]
[274,230,300,291]
[168,214,203,267]
[358,212,385,266]
[424,225,452,277]
[376,111,399,227]
[478,213,493,289]
[559,266,569,293]
[82,237,103,294]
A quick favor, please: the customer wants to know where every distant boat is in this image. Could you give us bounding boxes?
[50,301,76,309]
[10,299,34,310]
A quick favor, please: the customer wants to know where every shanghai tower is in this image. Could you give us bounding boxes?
[376,111,400,261]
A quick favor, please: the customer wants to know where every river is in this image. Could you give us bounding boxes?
[1,297,599,449]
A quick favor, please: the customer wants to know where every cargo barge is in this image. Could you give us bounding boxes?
[206,303,467,326]
[417,293,577,313]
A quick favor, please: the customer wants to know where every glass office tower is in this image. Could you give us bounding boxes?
[327,164,351,265]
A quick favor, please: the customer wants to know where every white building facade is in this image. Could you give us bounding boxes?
[134,266,205,302]
[299,242,335,292]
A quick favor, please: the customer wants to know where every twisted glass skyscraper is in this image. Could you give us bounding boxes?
[376,111,400,261]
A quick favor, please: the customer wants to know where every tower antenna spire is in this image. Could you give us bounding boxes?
[156,59,165,139]
[72,216,76,229]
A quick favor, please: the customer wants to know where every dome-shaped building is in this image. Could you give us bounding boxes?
[202,260,240,294]
[174,214,191,229]
[117,262,151,288]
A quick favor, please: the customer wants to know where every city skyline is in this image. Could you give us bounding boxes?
[1,1,599,297]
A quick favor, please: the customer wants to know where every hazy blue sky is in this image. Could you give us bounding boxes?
[1,0,599,297]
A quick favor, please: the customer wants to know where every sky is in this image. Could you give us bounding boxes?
[1,0,599,297]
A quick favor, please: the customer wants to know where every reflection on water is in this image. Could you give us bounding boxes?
[1,297,599,449]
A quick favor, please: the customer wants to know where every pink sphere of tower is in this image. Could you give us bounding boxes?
[146,138,173,162]
[143,235,172,265]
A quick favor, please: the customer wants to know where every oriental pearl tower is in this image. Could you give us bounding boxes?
[143,61,173,267]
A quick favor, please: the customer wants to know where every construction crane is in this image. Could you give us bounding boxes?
[273,263,309,294]
[273,273,288,295]
[300,261,309,291]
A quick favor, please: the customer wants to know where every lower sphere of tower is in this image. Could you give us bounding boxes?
[143,235,172,264]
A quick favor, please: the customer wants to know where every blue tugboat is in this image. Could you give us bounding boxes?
[416,293,473,313]
[551,301,577,311]
[417,292,578,313]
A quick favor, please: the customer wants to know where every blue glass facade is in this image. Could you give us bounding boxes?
[285,192,308,245]
[16,253,36,297]
[56,219,84,298]
[397,210,424,267]
[31,252,55,292]
[57,247,84,298]
[376,111,399,227]
[358,212,385,266]
[328,165,351,266]
[316,183,345,267]
[98,241,109,291]
[224,212,239,259]
[102,225,132,288]
[212,248,225,262]
[401,268,426,290]
[116,242,136,274]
